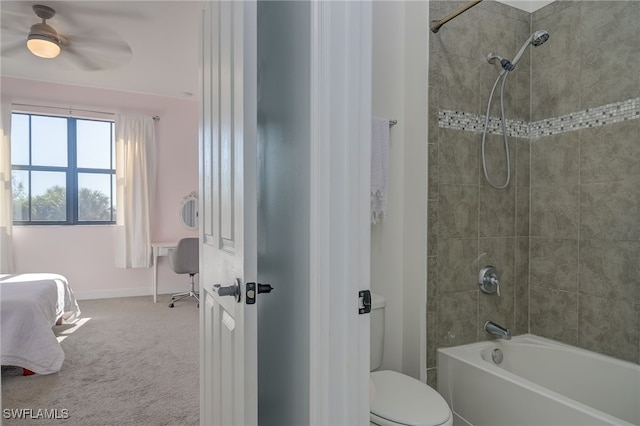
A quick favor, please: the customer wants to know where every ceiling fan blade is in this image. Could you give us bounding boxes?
[63,32,132,55]
[61,41,131,72]
[40,1,145,30]
[0,2,33,21]
[57,28,133,71]
[61,45,104,71]
[1,40,25,58]
[1,15,26,33]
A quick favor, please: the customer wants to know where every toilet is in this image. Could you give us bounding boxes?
[370,294,453,426]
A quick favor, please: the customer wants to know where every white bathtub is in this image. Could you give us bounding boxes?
[438,334,640,426]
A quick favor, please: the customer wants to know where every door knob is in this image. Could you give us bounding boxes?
[214,279,242,303]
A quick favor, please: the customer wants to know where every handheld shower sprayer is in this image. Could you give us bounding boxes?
[481,30,549,189]
[486,30,550,72]
[510,29,550,68]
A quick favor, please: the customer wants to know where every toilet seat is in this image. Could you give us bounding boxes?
[370,370,452,426]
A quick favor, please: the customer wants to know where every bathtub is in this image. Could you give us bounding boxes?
[438,334,640,426]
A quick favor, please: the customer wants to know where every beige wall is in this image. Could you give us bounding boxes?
[371,1,428,379]
[372,1,407,374]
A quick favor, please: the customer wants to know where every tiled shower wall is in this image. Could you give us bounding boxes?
[426,0,640,386]
[427,0,532,387]
[528,1,639,362]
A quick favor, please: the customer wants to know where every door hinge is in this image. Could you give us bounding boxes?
[246,282,274,305]
[358,290,371,314]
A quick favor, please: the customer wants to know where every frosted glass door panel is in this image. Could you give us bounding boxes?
[257,2,311,425]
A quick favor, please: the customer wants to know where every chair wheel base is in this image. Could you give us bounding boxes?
[167,290,199,308]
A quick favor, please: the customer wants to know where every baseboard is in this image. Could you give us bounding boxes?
[74,286,191,301]
[74,287,152,300]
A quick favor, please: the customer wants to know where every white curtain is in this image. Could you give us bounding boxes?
[115,114,156,268]
[0,99,13,273]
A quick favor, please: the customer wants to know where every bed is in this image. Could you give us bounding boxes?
[0,273,81,375]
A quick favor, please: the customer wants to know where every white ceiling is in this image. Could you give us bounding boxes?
[1,1,204,99]
[494,0,555,13]
[1,1,554,100]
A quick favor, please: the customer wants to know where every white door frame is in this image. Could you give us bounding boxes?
[309,1,372,424]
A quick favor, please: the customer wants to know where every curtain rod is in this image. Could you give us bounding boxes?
[430,0,483,33]
[12,103,160,122]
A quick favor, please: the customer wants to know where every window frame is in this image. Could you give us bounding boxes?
[11,112,117,226]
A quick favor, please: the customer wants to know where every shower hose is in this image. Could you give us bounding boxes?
[481,70,511,189]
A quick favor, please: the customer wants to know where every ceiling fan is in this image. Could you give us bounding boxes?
[1,3,133,71]
[27,5,63,58]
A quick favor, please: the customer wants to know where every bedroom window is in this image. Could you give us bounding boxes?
[11,113,116,225]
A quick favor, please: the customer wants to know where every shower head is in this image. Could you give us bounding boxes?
[531,30,550,46]
[511,29,549,68]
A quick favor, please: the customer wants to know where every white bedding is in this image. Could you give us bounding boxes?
[0,273,81,375]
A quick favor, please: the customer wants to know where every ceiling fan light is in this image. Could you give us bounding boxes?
[27,23,61,59]
[27,37,60,58]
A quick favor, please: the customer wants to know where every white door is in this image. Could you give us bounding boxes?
[199,1,372,425]
[199,1,258,425]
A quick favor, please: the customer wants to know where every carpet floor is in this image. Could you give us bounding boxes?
[1,295,199,426]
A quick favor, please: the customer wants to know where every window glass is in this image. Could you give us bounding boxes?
[11,113,115,225]
[77,119,112,169]
[10,114,29,166]
[31,171,67,221]
[112,125,116,165]
[11,170,29,221]
[112,174,117,216]
[31,115,67,167]
[78,173,113,221]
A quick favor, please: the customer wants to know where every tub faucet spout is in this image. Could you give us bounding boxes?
[485,321,511,340]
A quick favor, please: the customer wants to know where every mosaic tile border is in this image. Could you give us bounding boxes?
[438,97,640,139]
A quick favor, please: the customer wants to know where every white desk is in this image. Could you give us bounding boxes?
[151,242,176,303]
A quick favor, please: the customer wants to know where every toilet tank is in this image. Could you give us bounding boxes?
[370,293,386,371]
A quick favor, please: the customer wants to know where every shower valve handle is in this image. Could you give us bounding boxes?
[479,266,501,296]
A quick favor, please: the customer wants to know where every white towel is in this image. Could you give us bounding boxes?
[371,116,389,224]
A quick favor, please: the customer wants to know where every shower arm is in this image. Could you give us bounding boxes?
[430,0,483,33]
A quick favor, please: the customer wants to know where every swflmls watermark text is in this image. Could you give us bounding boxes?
[3,408,69,420]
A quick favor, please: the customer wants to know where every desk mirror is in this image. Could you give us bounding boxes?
[180,192,199,230]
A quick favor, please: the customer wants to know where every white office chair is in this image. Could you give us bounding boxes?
[168,237,199,308]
